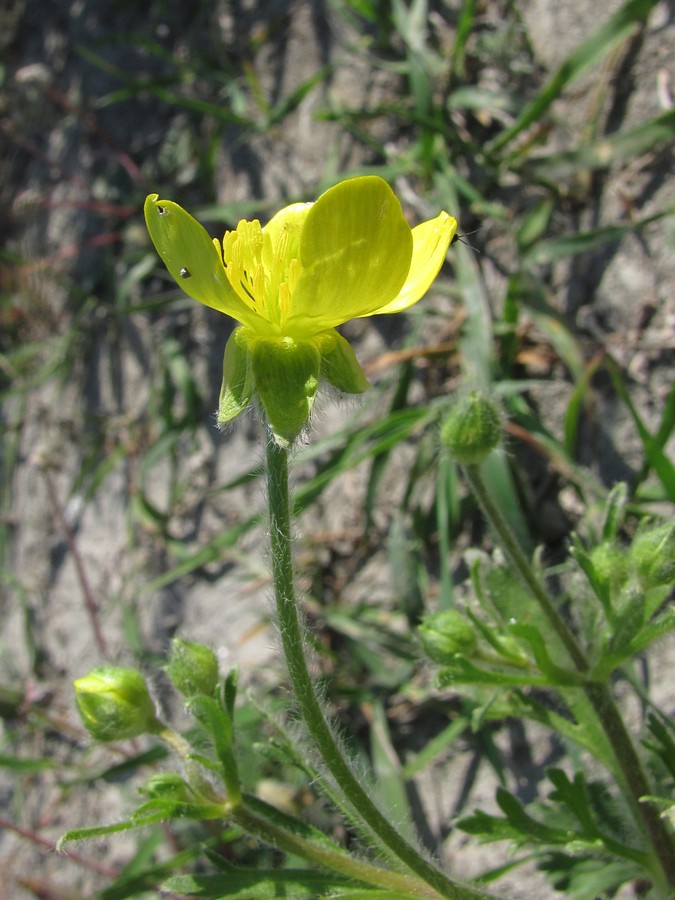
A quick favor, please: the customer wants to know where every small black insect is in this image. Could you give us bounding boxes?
[179,267,192,279]
[451,226,481,253]
[157,205,167,216]
[451,226,481,248]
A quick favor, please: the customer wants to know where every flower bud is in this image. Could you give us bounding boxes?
[589,542,629,589]
[165,638,219,698]
[74,666,160,742]
[419,610,478,664]
[441,391,501,465]
[142,772,194,800]
[631,523,675,588]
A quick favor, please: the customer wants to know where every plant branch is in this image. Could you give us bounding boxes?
[463,462,675,893]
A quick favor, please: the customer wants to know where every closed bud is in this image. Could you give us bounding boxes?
[419,610,478,664]
[631,523,675,588]
[142,772,194,800]
[590,542,629,589]
[441,391,501,465]
[74,666,160,742]
[165,638,219,698]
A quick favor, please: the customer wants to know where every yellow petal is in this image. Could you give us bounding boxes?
[144,195,256,325]
[263,201,312,262]
[289,177,413,333]
[366,212,457,316]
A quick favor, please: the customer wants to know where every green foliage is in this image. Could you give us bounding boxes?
[417,487,675,895]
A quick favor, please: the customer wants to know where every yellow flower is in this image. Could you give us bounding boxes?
[145,176,456,446]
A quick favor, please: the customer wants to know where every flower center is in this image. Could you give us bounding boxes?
[222,219,301,335]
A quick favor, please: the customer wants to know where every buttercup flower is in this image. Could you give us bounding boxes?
[145,176,457,446]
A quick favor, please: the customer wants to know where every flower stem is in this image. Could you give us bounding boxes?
[463,463,675,893]
[265,438,493,900]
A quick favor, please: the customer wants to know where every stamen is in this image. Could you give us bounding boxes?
[239,279,256,304]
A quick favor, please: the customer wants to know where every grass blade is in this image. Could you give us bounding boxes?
[486,0,661,156]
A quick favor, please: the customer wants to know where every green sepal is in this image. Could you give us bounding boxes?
[251,338,320,447]
[218,328,254,426]
[319,329,370,394]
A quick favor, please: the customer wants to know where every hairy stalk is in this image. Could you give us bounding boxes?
[266,438,494,900]
[235,797,443,899]
[464,463,675,893]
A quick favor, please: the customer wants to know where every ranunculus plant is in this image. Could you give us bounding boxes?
[64,176,675,900]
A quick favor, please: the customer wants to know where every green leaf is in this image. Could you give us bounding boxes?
[547,769,599,836]
[644,713,675,780]
[495,787,573,844]
[538,850,641,898]
[522,212,666,266]
[508,623,585,684]
[598,606,675,674]
[189,695,241,799]
[368,700,415,843]
[600,483,628,542]
[570,535,612,616]
[58,818,147,850]
[450,0,477,79]
[0,753,54,773]
[518,111,675,181]
[563,354,604,457]
[515,197,554,253]
[606,360,675,502]
[437,655,552,688]
[517,692,610,761]
[139,517,256,595]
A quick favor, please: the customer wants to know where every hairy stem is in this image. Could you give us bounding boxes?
[235,796,442,899]
[266,438,493,900]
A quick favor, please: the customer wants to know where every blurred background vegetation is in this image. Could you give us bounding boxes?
[1,0,673,896]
